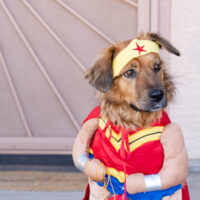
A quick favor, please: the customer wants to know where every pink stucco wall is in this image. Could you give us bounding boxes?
[169,0,200,159]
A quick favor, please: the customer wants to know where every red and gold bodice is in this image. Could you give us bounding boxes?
[84,106,171,183]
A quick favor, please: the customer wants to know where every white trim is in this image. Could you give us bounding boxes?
[137,0,150,33]
[150,0,159,32]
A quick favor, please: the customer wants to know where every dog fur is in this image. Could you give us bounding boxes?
[84,33,180,130]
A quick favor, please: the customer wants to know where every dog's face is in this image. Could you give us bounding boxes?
[113,53,167,112]
[85,33,180,113]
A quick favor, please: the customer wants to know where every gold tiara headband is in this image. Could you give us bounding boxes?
[112,39,160,78]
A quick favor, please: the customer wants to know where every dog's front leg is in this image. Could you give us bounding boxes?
[126,123,188,196]
[159,123,188,189]
[73,118,106,181]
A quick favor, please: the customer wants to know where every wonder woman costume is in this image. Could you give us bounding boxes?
[82,106,190,200]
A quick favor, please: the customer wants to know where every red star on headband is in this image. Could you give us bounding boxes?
[132,42,146,55]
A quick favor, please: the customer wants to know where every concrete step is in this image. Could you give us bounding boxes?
[0,191,84,200]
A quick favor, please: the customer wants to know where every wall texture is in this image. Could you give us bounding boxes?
[169,0,200,159]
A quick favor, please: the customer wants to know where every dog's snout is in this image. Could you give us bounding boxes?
[148,89,164,103]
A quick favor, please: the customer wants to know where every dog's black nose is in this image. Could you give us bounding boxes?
[148,89,164,103]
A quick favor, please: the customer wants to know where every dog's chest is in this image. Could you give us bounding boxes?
[98,118,164,152]
[89,118,165,175]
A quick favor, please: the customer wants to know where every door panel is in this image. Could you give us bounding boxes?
[0,0,155,154]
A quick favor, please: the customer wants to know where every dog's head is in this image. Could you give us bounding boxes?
[85,33,180,114]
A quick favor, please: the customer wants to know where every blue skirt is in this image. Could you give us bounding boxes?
[89,153,181,200]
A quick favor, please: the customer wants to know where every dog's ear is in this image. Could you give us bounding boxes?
[84,46,115,93]
[149,33,180,56]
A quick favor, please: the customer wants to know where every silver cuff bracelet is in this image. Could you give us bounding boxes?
[76,153,89,173]
[144,174,162,191]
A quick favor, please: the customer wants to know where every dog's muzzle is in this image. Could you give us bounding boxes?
[130,89,167,112]
[148,89,164,103]
[148,89,167,112]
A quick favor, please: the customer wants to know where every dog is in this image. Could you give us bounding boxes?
[73,33,189,200]
[84,32,177,129]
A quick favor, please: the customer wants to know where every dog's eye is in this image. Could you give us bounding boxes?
[123,69,136,78]
[153,63,161,73]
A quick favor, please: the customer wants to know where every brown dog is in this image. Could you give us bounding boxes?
[73,33,189,200]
